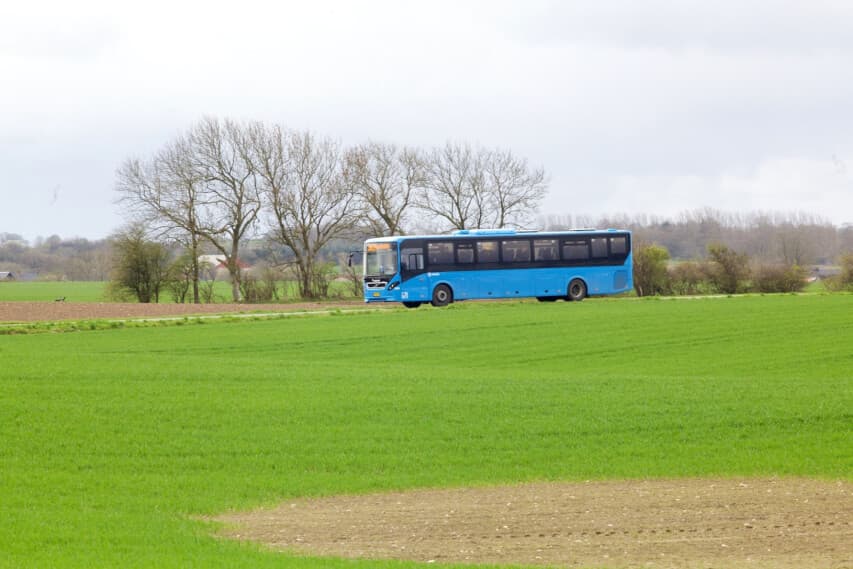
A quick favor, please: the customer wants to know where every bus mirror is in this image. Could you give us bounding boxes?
[347,253,353,267]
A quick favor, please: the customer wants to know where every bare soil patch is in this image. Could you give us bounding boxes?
[215,478,852,569]
[0,301,372,323]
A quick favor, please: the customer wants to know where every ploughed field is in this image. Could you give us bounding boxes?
[1,295,850,568]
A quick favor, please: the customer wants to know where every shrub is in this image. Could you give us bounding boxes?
[824,253,853,291]
[707,243,750,294]
[668,261,717,295]
[166,256,193,303]
[633,244,670,297]
[752,264,808,293]
[239,267,283,303]
[109,225,170,303]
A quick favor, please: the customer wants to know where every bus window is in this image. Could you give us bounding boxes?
[457,243,474,264]
[610,236,627,255]
[591,237,608,258]
[563,239,589,261]
[534,239,558,261]
[477,241,499,263]
[365,242,398,276]
[401,247,424,271]
[502,240,531,262]
[428,242,454,265]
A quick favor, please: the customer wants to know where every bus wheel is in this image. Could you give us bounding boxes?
[431,284,453,307]
[567,279,587,301]
[402,302,422,309]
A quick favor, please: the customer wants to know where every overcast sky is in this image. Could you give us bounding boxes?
[2,0,852,241]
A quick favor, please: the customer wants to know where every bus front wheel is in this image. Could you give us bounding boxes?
[403,302,422,309]
[431,285,453,307]
[567,279,587,302]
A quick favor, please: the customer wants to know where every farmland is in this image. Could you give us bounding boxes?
[0,294,851,568]
[0,281,109,302]
[0,280,359,303]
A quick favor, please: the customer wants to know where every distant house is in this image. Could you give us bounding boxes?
[0,271,16,281]
[197,255,251,280]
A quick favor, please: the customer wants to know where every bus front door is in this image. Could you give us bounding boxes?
[401,273,430,303]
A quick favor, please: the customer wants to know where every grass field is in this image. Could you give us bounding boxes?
[1,295,851,567]
[0,280,359,303]
[0,281,109,302]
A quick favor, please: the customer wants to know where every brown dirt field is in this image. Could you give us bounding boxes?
[0,301,375,323]
[215,478,852,569]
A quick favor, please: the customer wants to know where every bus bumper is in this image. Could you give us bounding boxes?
[364,292,399,303]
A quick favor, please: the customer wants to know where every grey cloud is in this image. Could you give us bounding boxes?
[505,0,853,53]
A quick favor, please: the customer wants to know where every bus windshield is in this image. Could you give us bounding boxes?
[365,242,398,276]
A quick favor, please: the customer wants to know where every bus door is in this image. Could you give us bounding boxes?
[400,244,429,302]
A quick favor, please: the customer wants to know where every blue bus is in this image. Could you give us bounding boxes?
[362,228,632,307]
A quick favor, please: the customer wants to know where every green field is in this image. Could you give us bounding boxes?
[1,295,851,568]
[0,280,359,303]
[0,281,109,302]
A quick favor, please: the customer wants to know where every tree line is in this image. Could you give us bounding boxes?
[115,116,548,302]
[0,233,111,281]
[633,242,853,297]
[545,209,853,265]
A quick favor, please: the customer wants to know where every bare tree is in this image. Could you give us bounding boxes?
[115,136,206,303]
[343,142,425,236]
[189,117,262,302]
[251,125,358,298]
[483,148,548,228]
[417,142,479,230]
[417,142,548,231]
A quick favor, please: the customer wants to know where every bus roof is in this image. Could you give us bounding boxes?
[365,228,630,243]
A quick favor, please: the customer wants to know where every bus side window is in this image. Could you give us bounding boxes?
[534,239,558,261]
[428,242,454,265]
[610,236,627,255]
[457,243,474,264]
[562,239,589,261]
[477,241,499,263]
[401,247,424,271]
[591,238,608,258]
[502,240,531,262]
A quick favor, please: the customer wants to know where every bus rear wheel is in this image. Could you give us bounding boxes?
[567,279,587,301]
[402,301,422,309]
[431,284,453,307]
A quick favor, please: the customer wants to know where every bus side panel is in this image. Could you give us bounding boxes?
[400,273,431,302]
[589,267,610,295]
[534,268,565,297]
[419,271,478,301]
[614,269,629,291]
[498,269,531,298]
[475,270,502,299]
[451,271,476,300]
[585,265,631,295]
